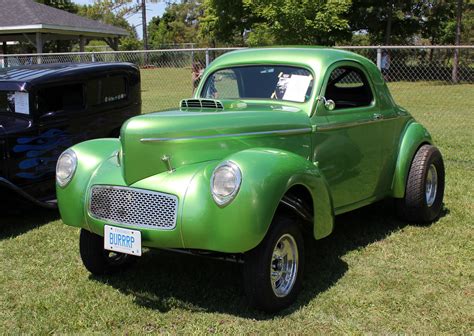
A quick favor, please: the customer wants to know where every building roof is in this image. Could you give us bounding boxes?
[0,0,127,38]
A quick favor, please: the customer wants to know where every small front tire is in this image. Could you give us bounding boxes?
[396,144,445,223]
[79,229,137,275]
[243,215,304,312]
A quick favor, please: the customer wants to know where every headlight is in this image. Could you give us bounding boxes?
[211,161,242,206]
[56,149,77,187]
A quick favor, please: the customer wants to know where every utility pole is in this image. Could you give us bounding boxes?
[141,0,148,50]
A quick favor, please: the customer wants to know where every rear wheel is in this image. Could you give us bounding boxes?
[79,229,137,275]
[243,215,304,312]
[396,145,445,223]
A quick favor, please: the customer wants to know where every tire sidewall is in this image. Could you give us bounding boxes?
[422,147,445,221]
[244,215,305,312]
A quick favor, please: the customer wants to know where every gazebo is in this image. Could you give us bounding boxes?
[0,0,128,55]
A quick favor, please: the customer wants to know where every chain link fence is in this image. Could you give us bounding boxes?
[1,46,473,166]
[1,46,472,109]
[1,46,472,110]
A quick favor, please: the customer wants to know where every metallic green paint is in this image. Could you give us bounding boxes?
[57,47,440,254]
[120,105,312,185]
[392,121,433,198]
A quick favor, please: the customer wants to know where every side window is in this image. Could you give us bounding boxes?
[37,84,84,114]
[325,66,374,110]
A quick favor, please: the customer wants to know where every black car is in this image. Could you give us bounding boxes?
[0,62,141,208]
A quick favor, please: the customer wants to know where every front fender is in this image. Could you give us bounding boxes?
[392,122,433,198]
[181,148,334,253]
[56,138,121,227]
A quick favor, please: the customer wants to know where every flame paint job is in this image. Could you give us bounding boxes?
[57,48,435,253]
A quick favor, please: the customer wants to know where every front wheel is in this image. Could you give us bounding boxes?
[79,229,137,275]
[396,144,445,223]
[243,215,304,312]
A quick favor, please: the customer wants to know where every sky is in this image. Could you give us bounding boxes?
[73,0,168,38]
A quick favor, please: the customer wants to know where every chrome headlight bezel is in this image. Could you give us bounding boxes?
[56,149,77,188]
[210,161,242,206]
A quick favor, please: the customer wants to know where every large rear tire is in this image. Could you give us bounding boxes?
[396,145,445,223]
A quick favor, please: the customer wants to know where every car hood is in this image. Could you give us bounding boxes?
[120,104,312,185]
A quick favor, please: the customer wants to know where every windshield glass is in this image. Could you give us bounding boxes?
[0,91,15,113]
[200,65,314,103]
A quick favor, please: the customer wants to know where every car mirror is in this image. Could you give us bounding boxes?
[317,96,336,111]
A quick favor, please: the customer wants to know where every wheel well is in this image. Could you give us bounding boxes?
[277,185,314,226]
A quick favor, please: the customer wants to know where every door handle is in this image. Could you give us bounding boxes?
[372,113,383,121]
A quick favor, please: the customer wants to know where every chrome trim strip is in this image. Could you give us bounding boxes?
[140,128,312,142]
[317,114,399,131]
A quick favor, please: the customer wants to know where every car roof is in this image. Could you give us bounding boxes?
[207,47,377,74]
[0,62,137,85]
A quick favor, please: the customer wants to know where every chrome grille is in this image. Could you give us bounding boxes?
[89,186,178,230]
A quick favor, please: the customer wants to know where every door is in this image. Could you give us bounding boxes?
[312,63,384,212]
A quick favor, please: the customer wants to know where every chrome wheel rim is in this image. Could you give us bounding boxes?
[425,164,438,207]
[270,233,299,298]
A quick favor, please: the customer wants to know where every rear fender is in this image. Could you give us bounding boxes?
[392,122,432,198]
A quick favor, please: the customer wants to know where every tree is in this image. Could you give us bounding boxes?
[349,0,423,44]
[77,1,141,50]
[452,0,463,83]
[199,0,248,46]
[148,0,203,48]
[200,0,352,46]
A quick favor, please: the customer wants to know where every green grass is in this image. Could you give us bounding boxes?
[1,82,473,334]
[140,68,194,113]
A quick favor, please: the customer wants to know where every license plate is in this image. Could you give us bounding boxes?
[104,225,142,256]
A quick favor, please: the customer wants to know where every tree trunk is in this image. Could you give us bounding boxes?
[385,1,393,45]
[452,0,463,83]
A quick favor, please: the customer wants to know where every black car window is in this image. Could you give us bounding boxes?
[325,66,374,110]
[37,84,84,114]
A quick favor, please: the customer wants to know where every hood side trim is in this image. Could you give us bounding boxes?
[140,128,312,143]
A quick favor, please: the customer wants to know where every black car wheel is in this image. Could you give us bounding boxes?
[396,144,445,223]
[79,229,137,275]
[243,215,304,313]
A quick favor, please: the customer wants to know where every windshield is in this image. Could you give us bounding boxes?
[200,65,314,103]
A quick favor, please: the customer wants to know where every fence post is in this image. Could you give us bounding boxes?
[92,53,96,63]
[376,47,382,70]
[205,49,210,67]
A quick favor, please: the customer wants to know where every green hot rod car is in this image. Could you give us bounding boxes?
[56,48,445,312]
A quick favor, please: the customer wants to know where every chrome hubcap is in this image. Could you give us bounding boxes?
[425,164,438,207]
[270,234,298,297]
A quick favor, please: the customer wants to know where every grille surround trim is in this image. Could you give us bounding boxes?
[88,185,178,230]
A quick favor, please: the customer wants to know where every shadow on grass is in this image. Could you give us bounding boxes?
[91,200,448,319]
[0,202,59,240]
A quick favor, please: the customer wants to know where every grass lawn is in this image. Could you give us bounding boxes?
[0,81,473,334]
